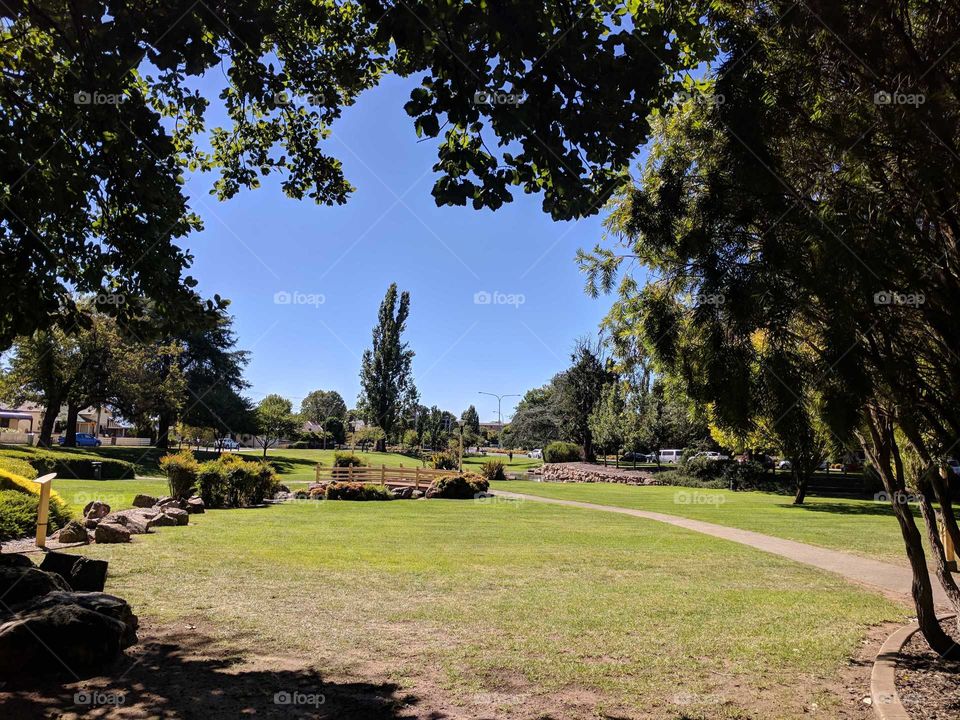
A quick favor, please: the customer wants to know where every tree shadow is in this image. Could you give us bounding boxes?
[775,501,906,517]
[0,627,433,719]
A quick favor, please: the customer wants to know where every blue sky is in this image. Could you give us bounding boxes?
[183,75,626,423]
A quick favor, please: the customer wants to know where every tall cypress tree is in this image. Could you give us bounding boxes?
[358,284,415,450]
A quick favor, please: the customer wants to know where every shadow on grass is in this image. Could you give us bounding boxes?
[776,501,906,517]
[0,628,434,719]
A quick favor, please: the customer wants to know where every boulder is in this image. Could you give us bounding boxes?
[82,500,111,521]
[84,517,100,530]
[392,487,413,499]
[37,553,108,593]
[277,484,290,493]
[0,553,34,568]
[94,523,130,544]
[132,494,158,508]
[67,557,109,592]
[0,566,70,608]
[185,497,205,514]
[156,497,185,510]
[0,601,130,675]
[161,507,189,526]
[147,513,177,528]
[55,520,90,545]
[101,510,153,535]
[15,591,138,648]
[412,490,425,499]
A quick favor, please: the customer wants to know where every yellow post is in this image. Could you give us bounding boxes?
[34,473,57,548]
[380,464,386,485]
[941,467,958,572]
[415,467,421,491]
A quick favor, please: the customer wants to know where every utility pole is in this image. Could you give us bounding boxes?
[478,391,520,440]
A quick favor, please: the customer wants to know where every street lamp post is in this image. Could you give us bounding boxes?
[478,391,520,443]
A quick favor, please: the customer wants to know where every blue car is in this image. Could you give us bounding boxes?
[57,432,102,447]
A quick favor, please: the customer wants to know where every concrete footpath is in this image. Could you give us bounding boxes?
[492,489,950,608]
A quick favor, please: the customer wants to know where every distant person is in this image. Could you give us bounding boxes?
[508,451,513,461]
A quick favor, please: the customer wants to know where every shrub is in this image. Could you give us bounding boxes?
[682,456,730,482]
[0,455,38,479]
[196,460,228,508]
[333,452,366,467]
[722,460,768,490]
[431,451,458,470]
[160,451,199,499]
[193,454,278,507]
[0,448,134,479]
[543,441,582,464]
[324,482,393,501]
[428,473,489,499]
[654,470,728,490]
[0,469,71,540]
[479,459,506,481]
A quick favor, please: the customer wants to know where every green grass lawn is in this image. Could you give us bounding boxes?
[55,478,171,514]
[462,452,542,476]
[63,493,906,719]
[493,479,916,565]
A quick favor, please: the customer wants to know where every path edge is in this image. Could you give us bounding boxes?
[871,613,956,719]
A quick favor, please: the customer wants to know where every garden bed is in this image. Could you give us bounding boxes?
[895,631,960,719]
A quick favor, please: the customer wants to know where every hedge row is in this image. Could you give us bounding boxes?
[160,451,279,507]
[0,468,72,541]
[0,448,134,479]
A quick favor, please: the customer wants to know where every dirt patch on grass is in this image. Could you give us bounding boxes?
[895,630,960,719]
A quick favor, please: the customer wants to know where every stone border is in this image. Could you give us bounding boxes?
[871,613,956,719]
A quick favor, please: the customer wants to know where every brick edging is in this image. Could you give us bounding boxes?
[871,613,956,719]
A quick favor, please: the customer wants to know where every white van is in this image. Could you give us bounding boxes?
[656,449,683,463]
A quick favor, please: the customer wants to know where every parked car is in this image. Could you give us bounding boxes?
[655,449,684,463]
[948,459,960,476]
[777,459,792,471]
[219,438,241,450]
[528,448,543,459]
[692,451,729,461]
[619,451,650,462]
[57,432,102,447]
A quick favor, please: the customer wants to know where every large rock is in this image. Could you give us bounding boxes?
[0,601,130,675]
[132,494,158,508]
[38,553,108,593]
[156,497,185,510]
[14,591,138,648]
[162,507,189,526]
[0,553,34,568]
[101,510,154,535]
[94,523,130,544]
[0,566,70,608]
[82,500,111,521]
[56,520,90,545]
[147,512,177,528]
[185,497,205,514]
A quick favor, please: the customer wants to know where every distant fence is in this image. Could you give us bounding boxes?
[104,436,150,447]
[0,433,150,447]
[0,432,32,445]
[315,464,452,489]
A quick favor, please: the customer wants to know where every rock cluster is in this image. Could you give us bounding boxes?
[53,496,204,545]
[541,462,656,485]
[0,556,138,675]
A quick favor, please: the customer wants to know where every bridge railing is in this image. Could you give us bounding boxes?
[314,464,454,490]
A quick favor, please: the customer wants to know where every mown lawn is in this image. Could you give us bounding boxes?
[63,494,906,719]
[493,479,916,565]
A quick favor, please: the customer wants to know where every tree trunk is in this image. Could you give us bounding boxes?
[156,412,170,449]
[916,485,960,622]
[376,437,386,453]
[859,415,959,657]
[792,466,811,505]
[63,402,79,447]
[38,394,60,447]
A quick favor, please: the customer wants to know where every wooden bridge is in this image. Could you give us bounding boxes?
[314,464,453,491]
